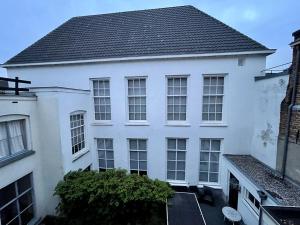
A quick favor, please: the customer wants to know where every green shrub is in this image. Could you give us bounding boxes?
[54,169,174,225]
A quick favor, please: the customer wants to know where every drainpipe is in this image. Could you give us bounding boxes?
[257,190,267,225]
[282,31,300,179]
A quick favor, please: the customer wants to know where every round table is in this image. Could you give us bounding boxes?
[222,206,242,225]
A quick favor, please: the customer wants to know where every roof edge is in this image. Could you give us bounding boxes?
[2,49,275,68]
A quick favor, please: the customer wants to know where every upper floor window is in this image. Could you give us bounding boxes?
[0,119,27,159]
[93,79,111,121]
[127,78,147,121]
[129,139,147,175]
[199,139,221,183]
[202,75,224,121]
[167,77,187,121]
[0,173,34,225]
[70,112,85,155]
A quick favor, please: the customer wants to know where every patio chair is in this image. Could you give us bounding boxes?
[198,186,215,206]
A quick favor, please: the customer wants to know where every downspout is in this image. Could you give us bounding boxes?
[282,42,300,179]
[257,190,267,225]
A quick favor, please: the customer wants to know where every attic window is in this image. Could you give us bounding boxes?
[238,58,245,66]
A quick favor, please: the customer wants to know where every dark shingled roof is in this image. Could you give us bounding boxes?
[225,154,300,206]
[4,5,269,65]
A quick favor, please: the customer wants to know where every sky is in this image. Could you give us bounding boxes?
[0,0,299,75]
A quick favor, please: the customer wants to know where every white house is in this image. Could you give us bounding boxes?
[1,5,297,225]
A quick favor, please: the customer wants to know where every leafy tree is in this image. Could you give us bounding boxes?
[54,169,174,225]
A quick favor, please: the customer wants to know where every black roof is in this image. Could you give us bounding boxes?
[4,5,269,65]
[262,206,300,225]
[224,155,300,206]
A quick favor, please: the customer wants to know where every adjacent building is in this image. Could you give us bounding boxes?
[0,5,298,225]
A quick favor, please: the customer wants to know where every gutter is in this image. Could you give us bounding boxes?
[1,49,275,68]
[282,39,300,178]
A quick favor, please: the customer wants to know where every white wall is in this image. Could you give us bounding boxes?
[7,55,267,187]
[251,75,288,169]
[0,96,46,222]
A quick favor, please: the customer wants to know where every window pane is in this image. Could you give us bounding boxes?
[106,151,114,159]
[210,162,219,172]
[177,152,185,160]
[177,139,186,150]
[0,183,16,208]
[200,162,209,171]
[98,150,105,158]
[167,171,175,180]
[139,151,147,160]
[139,161,147,171]
[18,191,33,211]
[167,152,176,160]
[106,160,114,169]
[210,152,219,162]
[138,140,147,150]
[99,159,106,168]
[199,172,208,182]
[0,201,18,224]
[17,174,31,194]
[211,140,221,151]
[167,161,176,170]
[200,152,209,161]
[177,161,185,170]
[20,206,34,225]
[130,152,138,160]
[130,161,138,170]
[177,171,185,180]
[168,139,176,149]
[201,140,210,151]
[209,173,218,182]
[129,140,137,150]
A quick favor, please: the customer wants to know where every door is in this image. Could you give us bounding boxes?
[228,173,239,209]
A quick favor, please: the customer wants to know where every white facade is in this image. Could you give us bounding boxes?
[1,53,288,224]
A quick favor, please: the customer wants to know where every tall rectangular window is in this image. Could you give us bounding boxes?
[202,75,224,121]
[0,119,27,159]
[167,138,186,181]
[93,79,111,120]
[167,77,187,121]
[97,138,114,171]
[128,78,146,121]
[70,113,85,155]
[0,174,34,225]
[129,139,147,175]
[199,139,221,183]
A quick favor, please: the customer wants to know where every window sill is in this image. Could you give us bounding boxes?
[165,122,190,127]
[72,149,90,162]
[197,183,222,189]
[167,180,188,186]
[91,121,113,126]
[199,122,228,127]
[125,121,150,126]
[0,150,35,168]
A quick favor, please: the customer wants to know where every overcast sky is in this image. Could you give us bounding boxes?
[0,0,299,75]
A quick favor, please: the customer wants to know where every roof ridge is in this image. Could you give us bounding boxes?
[72,5,195,19]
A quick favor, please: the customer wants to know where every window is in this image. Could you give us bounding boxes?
[93,79,111,120]
[0,174,34,225]
[0,119,27,159]
[127,78,147,121]
[129,139,147,175]
[199,139,221,183]
[167,138,186,181]
[202,75,224,121]
[245,189,260,214]
[70,113,85,155]
[97,138,114,171]
[167,77,187,121]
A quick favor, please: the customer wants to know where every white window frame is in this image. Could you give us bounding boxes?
[125,76,148,124]
[244,188,260,215]
[166,75,189,126]
[166,138,187,182]
[199,138,222,184]
[0,173,35,225]
[201,74,227,125]
[70,111,87,157]
[0,115,32,160]
[128,139,147,175]
[91,78,112,123]
[96,138,114,171]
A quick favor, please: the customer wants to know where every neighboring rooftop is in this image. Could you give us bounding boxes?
[3,5,270,66]
[255,68,290,81]
[224,154,300,206]
[262,206,300,225]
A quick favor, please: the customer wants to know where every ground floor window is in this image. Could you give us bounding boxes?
[0,173,34,225]
[244,189,260,214]
[97,138,114,171]
[129,139,147,175]
[167,138,186,181]
[199,139,221,183]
